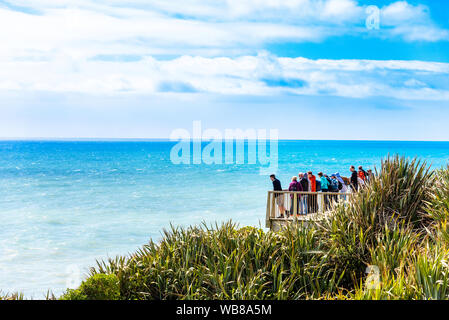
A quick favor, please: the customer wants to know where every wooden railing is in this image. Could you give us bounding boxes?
[265,190,352,228]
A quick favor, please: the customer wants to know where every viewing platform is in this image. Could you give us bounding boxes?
[266,191,352,231]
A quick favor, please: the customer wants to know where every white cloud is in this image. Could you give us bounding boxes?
[0,6,331,62]
[381,1,429,25]
[389,24,449,42]
[380,1,448,42]
[321,0,362,22]
[1,52,448,101]
[0,1,446,63]
[0,1,448,102]
[3,0,361,21]
[404,78,426,88]
[1,0,447,50]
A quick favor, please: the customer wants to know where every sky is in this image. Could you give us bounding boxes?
[0,0,448,140]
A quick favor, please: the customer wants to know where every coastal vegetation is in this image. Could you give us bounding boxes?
[3,155,449,300]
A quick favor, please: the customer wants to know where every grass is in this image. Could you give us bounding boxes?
[5,155,449,300]
[82,224,338,300]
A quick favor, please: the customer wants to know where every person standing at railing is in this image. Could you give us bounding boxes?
[299,173,309,215]
[335,173,348,193]
[318,172,329,210]
[308,171,316,192]
[288,176,302,217]
[270,174,286,218]
[357,175,366,189]
[358,166,368,182]
[366,169,374,183]
[350,166,358,192]
[318,172,328,190]
[316,177,321,192]
[307,171,317,213]
[329,174,340,204]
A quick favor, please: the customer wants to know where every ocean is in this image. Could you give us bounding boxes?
[1,140,449,297]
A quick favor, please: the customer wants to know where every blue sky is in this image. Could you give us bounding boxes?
[0,0,448,140]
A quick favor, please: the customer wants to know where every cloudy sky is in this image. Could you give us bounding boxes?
[0,0,448,140]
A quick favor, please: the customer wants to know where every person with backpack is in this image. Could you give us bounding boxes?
[358,166,368,181]
[334,173,348,193]
[329,174,340,204]
[324,174,333,189]
[335,172,349,201]
[330,174,341,191]
[324,174,336,207]
[288,176,302,217]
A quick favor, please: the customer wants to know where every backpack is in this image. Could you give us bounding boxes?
[291,182,299,191]
[359,170,366,181]
[338,180,343,190]
[326,177,332,187]
[330,179,338,192]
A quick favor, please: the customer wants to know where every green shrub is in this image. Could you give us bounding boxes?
[318,155,434,286]
[60,274,120,300]
[426,166,449,247]
[57,157,449,300]
[59,289,87,300]
[412,244,449,300]
[87,222,340,300]
[427,166,449,222]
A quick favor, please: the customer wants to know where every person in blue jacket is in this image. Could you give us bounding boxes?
[318,172,330,210]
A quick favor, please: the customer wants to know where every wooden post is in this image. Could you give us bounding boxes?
[266,192,271,228]
[319,193,324,214]
[293,193,297,217]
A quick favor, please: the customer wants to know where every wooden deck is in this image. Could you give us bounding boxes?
[266,191,351,231]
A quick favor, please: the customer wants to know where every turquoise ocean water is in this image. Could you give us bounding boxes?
[1,140,449,297]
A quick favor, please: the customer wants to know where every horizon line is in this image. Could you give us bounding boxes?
[1,137,449,143]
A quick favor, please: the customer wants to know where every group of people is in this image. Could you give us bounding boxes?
[270,166,373,217]
[349,165,373,192]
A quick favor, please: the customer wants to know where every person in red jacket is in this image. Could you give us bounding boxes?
[358,166,367,181]
[307,171,317,212]
[308,171,316,192]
